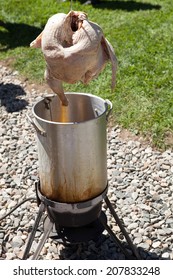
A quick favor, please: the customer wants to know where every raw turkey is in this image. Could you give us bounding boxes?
[30,11,117,106]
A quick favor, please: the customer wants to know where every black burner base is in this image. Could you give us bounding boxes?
[44,211,107,244]
[22,182,141,260]
[47,202,102,228]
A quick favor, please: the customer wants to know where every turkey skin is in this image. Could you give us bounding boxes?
[30,11,117,106]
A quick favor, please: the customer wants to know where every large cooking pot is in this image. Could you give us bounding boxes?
[29,92,112,203]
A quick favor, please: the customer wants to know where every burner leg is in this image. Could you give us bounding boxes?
[99,214,133,259]
[22,202,45,260]
[104,196,141,260]
[32,217,54,260]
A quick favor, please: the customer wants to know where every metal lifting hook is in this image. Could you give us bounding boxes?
[70,0,73,11]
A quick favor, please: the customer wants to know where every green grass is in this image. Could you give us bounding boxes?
[0,0,173,149]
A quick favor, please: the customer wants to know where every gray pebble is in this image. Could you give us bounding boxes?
[11,236,24,248]
[161,252,170,259]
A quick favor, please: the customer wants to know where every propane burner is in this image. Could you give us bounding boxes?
[42,180,108,243]
[22,181,141,260]
[37,181,108,227]
[43,212,107,244]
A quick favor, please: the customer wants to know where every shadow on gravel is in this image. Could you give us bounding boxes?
[56,234,165,260]
[0,83,28,112]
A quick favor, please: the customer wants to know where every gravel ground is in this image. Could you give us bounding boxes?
[0,65,173,260]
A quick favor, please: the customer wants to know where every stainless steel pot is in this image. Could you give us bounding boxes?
[29,92,112,203]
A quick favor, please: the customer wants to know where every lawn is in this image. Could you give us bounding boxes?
[0,0,173,149]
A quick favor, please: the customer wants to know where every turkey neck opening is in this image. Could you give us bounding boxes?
[71,14,81,32]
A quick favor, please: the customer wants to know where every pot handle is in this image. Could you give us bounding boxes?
[27,113,46,137]
[105,99,113,121]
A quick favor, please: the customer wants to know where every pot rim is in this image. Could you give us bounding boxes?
[32,92,111,125]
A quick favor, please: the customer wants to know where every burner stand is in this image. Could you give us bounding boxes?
[43,211,107,244]
[23,182,141,260]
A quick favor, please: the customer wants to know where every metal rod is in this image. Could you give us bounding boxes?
[44,97,53,121]
[22,202,45,260]
[32,218,54,260]
[105,196,141,260]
